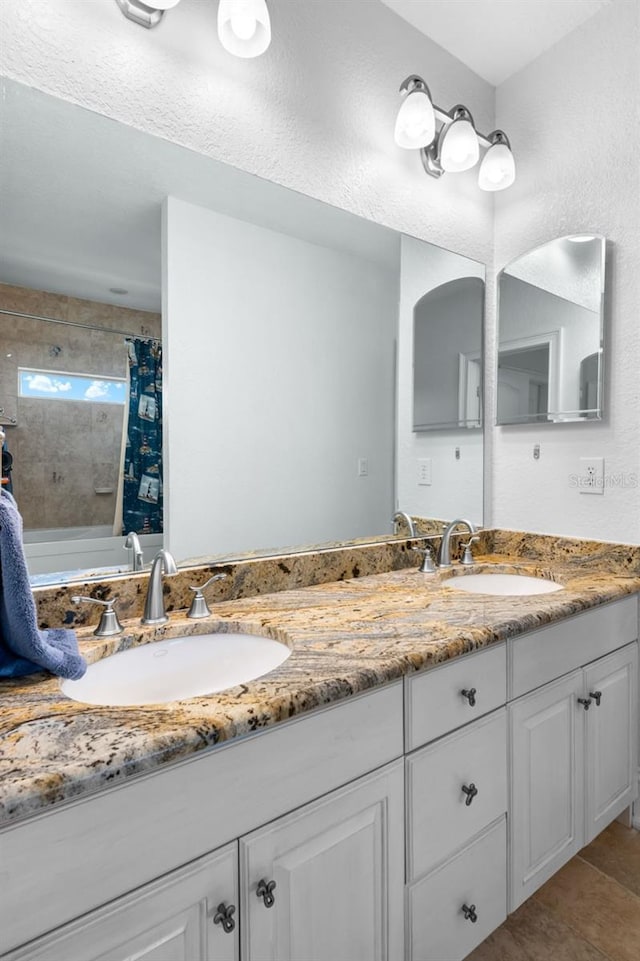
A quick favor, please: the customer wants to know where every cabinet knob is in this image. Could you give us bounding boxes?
[461,783,478,806]
[213,902,236,933]
[256,878,276,908]
[589,690,602,707]
[462,903,478,923]
[461,688,477,707]
[578,697,592,711]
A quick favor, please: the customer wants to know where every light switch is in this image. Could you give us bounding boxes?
[417,458,432,486]
[357,457,369,477]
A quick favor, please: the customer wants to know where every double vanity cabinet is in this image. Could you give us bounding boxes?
[2,594,638,961]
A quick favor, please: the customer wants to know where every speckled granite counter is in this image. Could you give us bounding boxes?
[2,531,640,826]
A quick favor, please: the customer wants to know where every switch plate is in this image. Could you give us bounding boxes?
[417,457,432,486]
[579,457,604,495]
[357,457,369,477]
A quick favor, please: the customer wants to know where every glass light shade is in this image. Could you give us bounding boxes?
[218,0,271,58]
[478,142,516,191]
[439,118,479,172]
[394,89,436,150]
[143,0,182,9]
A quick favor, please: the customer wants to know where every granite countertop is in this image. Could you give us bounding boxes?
[2,541,640,826]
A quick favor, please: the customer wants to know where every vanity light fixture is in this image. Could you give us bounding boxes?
[478,131,516,192]
[395,75,515,191]
[394,76,436,150]
[218,0,271,58]
[115,0,272,59]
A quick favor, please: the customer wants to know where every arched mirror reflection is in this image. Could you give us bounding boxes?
[413,276,484,431]
[497,235,606,425]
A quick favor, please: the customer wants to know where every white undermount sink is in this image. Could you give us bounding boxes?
[446,572,563,596]
[61,633,291,706]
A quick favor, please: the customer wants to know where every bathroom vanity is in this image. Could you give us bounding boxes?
[1,534,639,961]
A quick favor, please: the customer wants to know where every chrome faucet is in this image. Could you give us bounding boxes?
[124,531,144,572]
[142,549,178,625]
[437,518,477,569]
[393,510,417,538]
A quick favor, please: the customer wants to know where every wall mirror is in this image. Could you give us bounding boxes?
[496,235,606,425]
[0,78,484,583]
[413,276,484,431]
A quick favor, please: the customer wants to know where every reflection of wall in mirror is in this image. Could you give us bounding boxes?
[163,197,399,563]
[499,275,601,418]
[0,283,161,532]
[397,235,485,527]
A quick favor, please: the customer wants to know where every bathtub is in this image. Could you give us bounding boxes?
[24,527,163,580]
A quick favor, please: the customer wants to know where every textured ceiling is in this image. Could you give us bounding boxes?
[380,0,613,85]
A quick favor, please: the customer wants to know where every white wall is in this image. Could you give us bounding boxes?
[397,235,484,526]
[489,0,640,541]
[163,197,399,562]
[0,0,493,265]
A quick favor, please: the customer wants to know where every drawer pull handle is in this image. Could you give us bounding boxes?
[213,902,236,933]
[461,782,478,806]
[589,690,602,707]
[462,903,478,923]
[461,688,477,707]
[257,878,277,908]
[578,697,592,711]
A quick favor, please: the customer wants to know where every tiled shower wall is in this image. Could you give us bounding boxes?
[0,283,161,532]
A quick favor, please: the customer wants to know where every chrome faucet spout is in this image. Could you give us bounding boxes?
[393,510,417,538]
[124,531,144,572]
[437,518,477,569]
[142,549,178,625]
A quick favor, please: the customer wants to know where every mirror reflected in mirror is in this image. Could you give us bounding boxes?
[497,235,605,425]
[413,276,484,431]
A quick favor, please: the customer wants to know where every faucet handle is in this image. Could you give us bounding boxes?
[187,573,228,619]
[72,596,123,637]
[460,536,480,566]
[411,545,437,574]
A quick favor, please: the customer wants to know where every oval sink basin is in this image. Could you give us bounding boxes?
[446,573,563,596]
[61,633,291,706]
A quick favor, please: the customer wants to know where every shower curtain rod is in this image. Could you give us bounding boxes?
[0,308,161,343]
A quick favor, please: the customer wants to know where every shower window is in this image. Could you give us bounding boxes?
[18,369,126,404]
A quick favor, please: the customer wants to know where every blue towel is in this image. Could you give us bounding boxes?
[0,491,86,679]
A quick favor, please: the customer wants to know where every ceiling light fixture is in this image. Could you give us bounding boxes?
[395,75,515,191]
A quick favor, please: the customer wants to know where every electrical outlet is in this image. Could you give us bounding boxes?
[579,457,604,495]
[357,457,369,477]
[417,457,432,486]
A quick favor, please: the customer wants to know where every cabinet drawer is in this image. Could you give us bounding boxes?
[407,817,507,961]
[405,643,506,751]
[509,596,638,699]
[407,709,507,881]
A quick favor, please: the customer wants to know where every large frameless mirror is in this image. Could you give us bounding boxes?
[496,235,606,425]
[0,78,485,583]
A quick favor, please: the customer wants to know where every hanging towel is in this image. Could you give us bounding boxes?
[0,491,86,679]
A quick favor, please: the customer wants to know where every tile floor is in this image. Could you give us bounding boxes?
[468,822,640,961]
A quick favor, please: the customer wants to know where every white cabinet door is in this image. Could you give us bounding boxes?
[240,760,404,961]
[584,642,639,843]
[5,844,238,961]
[509,670,585,910]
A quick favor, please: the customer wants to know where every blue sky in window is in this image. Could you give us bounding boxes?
[19,370,126,404]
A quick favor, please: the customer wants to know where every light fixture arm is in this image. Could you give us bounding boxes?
[115,0,166,29]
